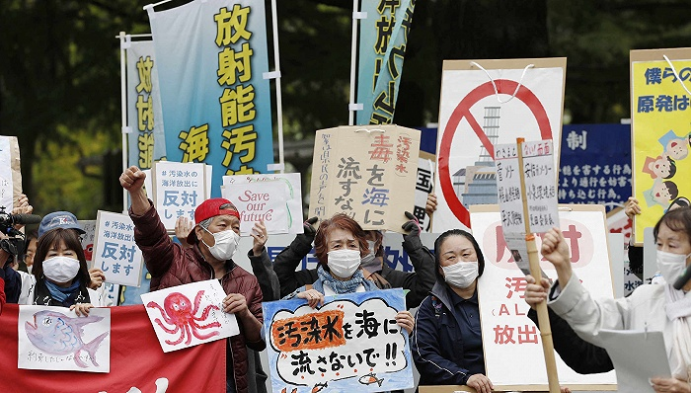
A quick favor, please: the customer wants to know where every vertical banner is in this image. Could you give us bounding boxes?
[470,205,617,388]
[630,48,691,245]
[433,58,566,232]
[356,0,415,124]
[308,125,420,232]
[558,124,632,212]
[126,40,167,169]
[262,289,413,393]
[148,0,274,198]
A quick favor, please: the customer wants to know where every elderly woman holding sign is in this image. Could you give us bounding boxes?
[283,213,415,333]
[412,229,494,393]
[527,207,691,393]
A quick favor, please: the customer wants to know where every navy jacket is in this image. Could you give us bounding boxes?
[412,280,483,386]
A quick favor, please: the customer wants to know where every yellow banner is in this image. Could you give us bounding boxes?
[631,56,691,244]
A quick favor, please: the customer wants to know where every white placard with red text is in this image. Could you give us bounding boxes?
[471,205,616,387]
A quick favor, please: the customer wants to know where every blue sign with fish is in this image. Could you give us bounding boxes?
[18,305,111,373]
[262,289,414,393]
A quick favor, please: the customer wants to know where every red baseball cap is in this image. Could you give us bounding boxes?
[187,198,240,244]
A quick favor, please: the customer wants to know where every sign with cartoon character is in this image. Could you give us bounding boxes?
[262,289,413,393]
[18,305,111,373]
[631,48,691,245]
[141,279,239,353]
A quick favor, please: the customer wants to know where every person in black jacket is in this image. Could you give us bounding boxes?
[270,213,436,308]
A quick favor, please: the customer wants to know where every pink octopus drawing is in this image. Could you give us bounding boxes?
[146,290,221,346]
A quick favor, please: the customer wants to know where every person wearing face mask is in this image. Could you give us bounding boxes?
[282,214,415,334]
[270,212,435,308]
[411,229,494,393]
[121,165,267,393]
[527,207,691,393]
[26,228,105,316]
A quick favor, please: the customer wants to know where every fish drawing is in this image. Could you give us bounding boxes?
[358,372,384,387]
[25,310,108,368]
[311,382,328,392]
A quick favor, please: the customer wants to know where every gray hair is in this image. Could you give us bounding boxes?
[198,217,213,230]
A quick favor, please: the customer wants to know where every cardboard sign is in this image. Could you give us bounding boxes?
[92,211,143,287]
[222,173,303,234]
[262,289,413,393]
[630,48,691,245]
[414,151,436,231]
[222,180,288,236]
[151,161,207,230]
[141,280,239,353]
[18,305,111,373]
[433,57,566,232]
[309,125,421,232]
[470,205,616,387]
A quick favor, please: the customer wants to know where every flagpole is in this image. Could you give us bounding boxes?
[119,32,129,214]
[270,0,285,173]
[348,0,359,125]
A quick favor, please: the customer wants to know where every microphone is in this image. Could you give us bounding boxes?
[0,212,43,226]
[673,265,691,291]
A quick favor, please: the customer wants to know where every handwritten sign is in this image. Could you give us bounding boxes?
[414,152,436,231]
[151,161,207,230]
[222,173,303,234]
[262,289,413,393]
[471,205,616,387]
[309,125,421,232]
[141,280,239,353]
[92,211,143,287]
[0,136,12,211]
[18,305,111,373]
[522,140,559,233]
[222,180,288,236]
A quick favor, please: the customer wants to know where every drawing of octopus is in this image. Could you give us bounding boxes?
[146,290,221,346]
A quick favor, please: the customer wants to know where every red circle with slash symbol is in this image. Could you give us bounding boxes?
[438,79,553,227]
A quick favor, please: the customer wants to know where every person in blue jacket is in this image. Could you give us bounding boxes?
[412,229,494,393]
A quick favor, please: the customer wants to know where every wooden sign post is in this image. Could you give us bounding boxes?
[516,138,560,393]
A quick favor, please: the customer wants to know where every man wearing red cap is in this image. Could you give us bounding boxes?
[120,166,268,393]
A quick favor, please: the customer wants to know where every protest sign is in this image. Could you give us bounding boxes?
[222,173,303,234]
[126,39,166,170]
[92,211,143,288]
[141,280,239,353]
[630,48,691,245]
[309,125,420,232]
[0,136,12,211]
[470,205,617,388]
[413,151,435,231]
[1,304,225,392]
[148,0,274,197]
[262,289,413,393]
[78,220,96,263]
[558,124,632,212]
[151,161,207,230]
[222,180,287,235]
[433,57,566,232]
[18,305,111,373]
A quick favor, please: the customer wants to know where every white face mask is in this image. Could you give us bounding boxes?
[656,250,691,285]
[202,228,240,262]
[328,249,361,278]
[442,261,479,289]
[42,256,81,283]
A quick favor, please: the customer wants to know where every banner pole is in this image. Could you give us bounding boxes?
[516,137,560,393]
[270,0,285,173]
[348,0,359,125]
[119,31,128,214]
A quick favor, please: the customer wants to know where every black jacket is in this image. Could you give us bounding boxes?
[269,231,436,308]
[527,308,613,374]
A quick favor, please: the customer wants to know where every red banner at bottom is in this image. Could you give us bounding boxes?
[0,304,225,393]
